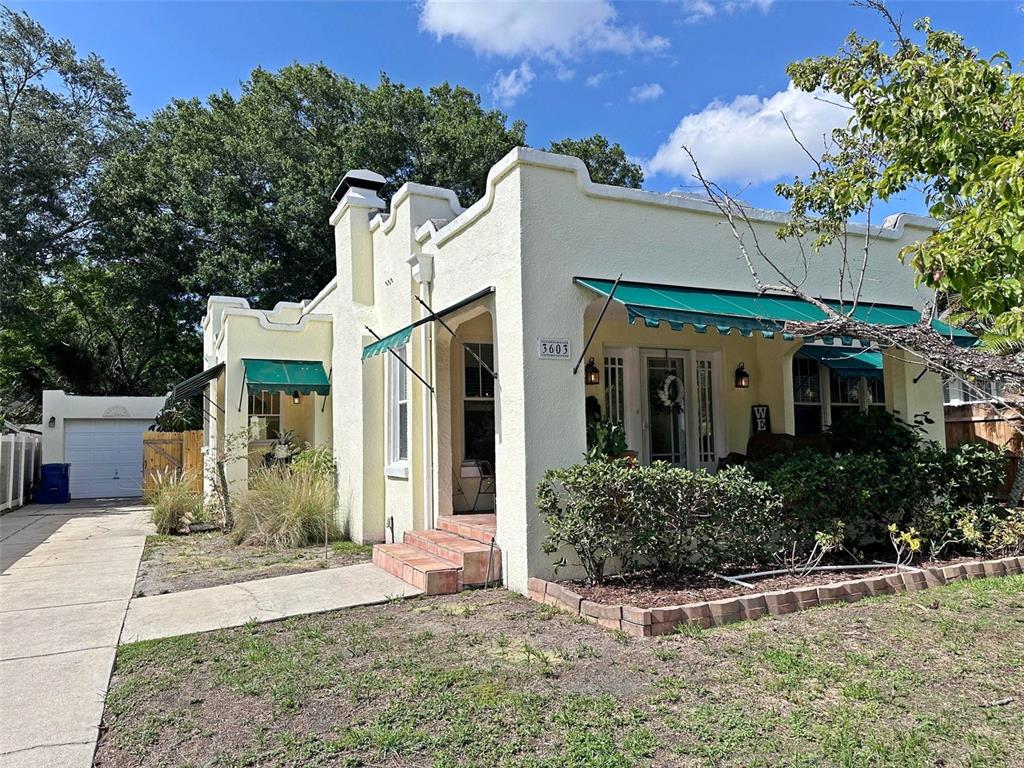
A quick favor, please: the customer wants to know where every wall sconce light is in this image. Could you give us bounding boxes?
[292,390,301,405]
[584,358,600,386]
[48,416,56,428]
[734,363,750,389]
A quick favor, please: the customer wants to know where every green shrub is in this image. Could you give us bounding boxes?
[750,450,905,552]
[145,469,203,535]
[943,442,1006,506]
[291,445,337,479]
[231,466,340,548]
[585,420,629,462]
[537,461,783,583]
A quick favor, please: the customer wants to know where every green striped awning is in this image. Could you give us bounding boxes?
[361,287,496,360]
[362,325,413,360]
[799,345,883,380]
[242,359,330,396]
[576,277,949,343]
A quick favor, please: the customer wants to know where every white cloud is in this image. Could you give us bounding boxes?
[681,0,774,23]
[629,82,664,102]
[490,62,536,105]
[586,72,610,88]
[646,83,850,184]
[419,0,668,59]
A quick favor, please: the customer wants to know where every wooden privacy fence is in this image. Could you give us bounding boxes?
[945,403,1023,497]
[1,431,42,512]
[142,430,203,494]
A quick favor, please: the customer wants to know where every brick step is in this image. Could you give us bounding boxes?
[372,543,461,595]
[437,514,496,545]
[404,529,501,586]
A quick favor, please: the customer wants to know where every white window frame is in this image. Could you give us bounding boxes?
[248,390,281,441]
[943,375,1001,405]
[386,345,409,478]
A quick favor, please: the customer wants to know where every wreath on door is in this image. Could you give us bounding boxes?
[657,374,684,411]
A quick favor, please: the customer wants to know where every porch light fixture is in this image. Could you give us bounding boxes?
[48,416,56,428]
[734,363,750,389]
[291,390,301,405]
[584,358,600,386]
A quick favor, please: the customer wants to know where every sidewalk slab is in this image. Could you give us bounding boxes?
[0,646,116,756]
[0,600,128,660]
[122,562,422,642]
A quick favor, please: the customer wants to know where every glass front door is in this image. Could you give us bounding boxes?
[643,352,687,466]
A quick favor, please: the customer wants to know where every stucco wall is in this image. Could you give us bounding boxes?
[41,390,165,463]
[203,302,333,500]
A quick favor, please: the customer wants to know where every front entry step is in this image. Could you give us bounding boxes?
[437,514,496,545]
[372,544,461,595]
[404,529,501,586]
[372,514,499,595]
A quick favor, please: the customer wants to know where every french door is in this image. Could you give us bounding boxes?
[641,350,688,466]
[609,348,721,471]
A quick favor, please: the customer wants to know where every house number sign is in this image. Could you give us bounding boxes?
[537,338,571,359]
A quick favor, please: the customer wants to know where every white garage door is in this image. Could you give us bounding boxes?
[65,419,150,498]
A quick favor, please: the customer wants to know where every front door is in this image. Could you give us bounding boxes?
[642,351,688,467]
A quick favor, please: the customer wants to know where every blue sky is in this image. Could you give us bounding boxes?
[12,1,1024,215]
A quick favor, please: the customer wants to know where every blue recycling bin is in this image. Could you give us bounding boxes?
[34,463,71,504]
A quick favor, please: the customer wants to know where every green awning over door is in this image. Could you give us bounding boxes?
[242,359,330,396]
[799,345,884,380]
[575,277,927,340]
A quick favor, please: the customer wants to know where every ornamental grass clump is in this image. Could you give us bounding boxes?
[146,469,203,535]
[231,461,340,549]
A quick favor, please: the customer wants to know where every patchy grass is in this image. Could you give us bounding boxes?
[97,575,1024,767]
[134,531,373,596]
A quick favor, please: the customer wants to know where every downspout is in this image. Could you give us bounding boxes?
[409,253,436,531]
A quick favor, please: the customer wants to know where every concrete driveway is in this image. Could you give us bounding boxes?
[0,498,151,768]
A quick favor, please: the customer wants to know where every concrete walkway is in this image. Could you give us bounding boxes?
[1,499,421,767]
[0,498,151,768]
[121,562,421,642]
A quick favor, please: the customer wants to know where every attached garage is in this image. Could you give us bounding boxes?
[42,390,166,500]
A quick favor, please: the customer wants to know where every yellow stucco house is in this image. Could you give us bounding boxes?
[175,148,947,594]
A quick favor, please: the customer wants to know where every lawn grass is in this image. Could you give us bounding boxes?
[97,574,1024,767]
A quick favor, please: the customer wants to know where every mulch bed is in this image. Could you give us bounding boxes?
[563,559,975,608]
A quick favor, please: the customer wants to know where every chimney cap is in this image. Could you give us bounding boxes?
[331,169,387,203]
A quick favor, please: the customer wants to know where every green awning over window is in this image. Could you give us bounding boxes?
[362,325,413,360]
[576,277,934,342]
[931,318,979,348]
[242,359,330,396]
[799,345,883,380]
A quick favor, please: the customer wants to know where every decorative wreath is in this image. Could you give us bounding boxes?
[657,374,684,410]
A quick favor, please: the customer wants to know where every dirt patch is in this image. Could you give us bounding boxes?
[133,532,373,596]
[564,560,969,608]
[95,575,1024,767]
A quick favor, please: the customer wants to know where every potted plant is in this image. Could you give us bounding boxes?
[271,430,296,459]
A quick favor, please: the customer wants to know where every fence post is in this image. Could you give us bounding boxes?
[3,435,14,511]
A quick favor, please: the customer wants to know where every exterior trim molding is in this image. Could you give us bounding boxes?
[423,147,938,248]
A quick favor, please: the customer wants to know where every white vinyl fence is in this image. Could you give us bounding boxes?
[1,432,42,512]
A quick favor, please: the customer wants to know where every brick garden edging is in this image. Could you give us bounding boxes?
[527,556,1024,638]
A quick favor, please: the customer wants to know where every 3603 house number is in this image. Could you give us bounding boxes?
[537,338,571,359]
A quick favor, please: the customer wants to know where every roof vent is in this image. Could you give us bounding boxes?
[331,169,387,203]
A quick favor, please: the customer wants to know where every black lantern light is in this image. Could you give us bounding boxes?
[292,390,301,405]
[734,363,750,389]
[584,357,600,386]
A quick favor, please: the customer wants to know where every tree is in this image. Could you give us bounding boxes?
[0,7,138,413]
[96,67,528,313]
[778,0,1024,343]
[548,134,644,188]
